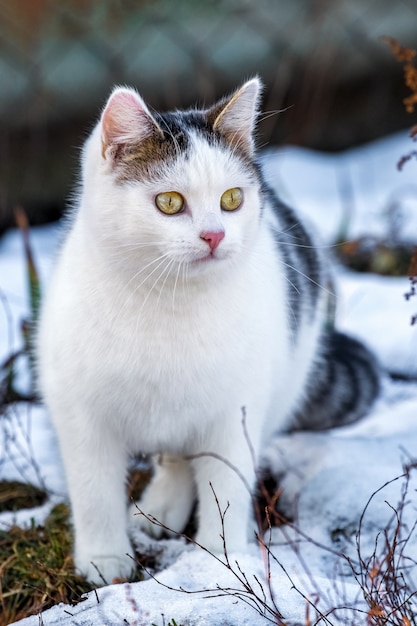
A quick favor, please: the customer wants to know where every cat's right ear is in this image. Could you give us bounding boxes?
[101,87,162,161]
[207,78,262,156]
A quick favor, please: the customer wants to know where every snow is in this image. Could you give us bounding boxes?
[2,131,417,625]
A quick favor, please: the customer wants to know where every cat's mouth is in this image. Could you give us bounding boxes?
[193,250,226,265]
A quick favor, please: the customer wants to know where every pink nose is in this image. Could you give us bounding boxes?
[200,230,225,252]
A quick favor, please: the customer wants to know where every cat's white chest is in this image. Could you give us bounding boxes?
[45,246,281,455]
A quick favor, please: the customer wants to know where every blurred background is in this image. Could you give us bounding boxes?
[1,0,417,234]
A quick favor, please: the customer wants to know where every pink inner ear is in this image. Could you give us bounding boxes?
[102,91,141,145]
[101,89,157,157]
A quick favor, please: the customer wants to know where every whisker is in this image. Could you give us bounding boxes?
[100,240,166,249]
[182,259,192,313]
[111,254,171,328]
[135,257,175,326]
[281,273,301,296]
[273,239,347,251]
[172,260,183,315]
[126,254,172,289]
[259,106,293,122]
[156,258,177,311]
[274,222,303,237]
[130,255,172,296]
[280,260,335,298]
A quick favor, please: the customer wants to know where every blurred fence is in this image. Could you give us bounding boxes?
[1,0,417,232]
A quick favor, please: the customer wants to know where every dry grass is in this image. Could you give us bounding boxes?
[0,480,47,513]
[0,471,150,626]
[383,37,417,117]
[0,501,92,625]
[347,464,417,625]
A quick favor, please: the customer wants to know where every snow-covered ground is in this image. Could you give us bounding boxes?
[2,131,417,625]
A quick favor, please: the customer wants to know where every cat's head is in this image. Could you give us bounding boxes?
[82,78,264,280]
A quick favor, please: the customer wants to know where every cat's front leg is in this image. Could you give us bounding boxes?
[132,455,196,537]
[57,422,134,584]
[190,425,258,555]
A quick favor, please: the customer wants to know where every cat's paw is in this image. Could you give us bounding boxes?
[194,512,249,555]
[76,551,135,585]
[131,458,195,538]
[194,528,248,555]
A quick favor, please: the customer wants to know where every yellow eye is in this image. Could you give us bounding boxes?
[155,191,185,215]
[220,187,243,211]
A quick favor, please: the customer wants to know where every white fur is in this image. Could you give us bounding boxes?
[37,83,324,584]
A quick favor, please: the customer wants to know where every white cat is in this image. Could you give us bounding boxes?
[37,78,379,584]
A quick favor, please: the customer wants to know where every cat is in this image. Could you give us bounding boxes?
[37,78,380,585]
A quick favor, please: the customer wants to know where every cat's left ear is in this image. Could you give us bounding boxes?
[100,86,163,161]
[207,78,262,155]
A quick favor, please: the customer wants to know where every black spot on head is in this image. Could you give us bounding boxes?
[115,108,257,184]
[114,112,191,183]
